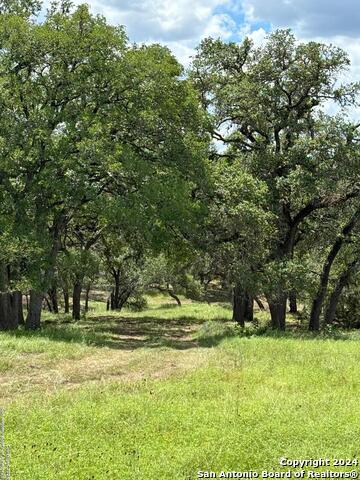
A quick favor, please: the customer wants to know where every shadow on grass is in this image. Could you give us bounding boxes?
[3,312,235,351]
[4,309,357,353]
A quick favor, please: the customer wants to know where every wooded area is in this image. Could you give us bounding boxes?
[0,0,359,334]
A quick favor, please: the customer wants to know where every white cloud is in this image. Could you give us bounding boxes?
[239,24,267,46]
[60,0,238,67]
[203,13,237,39]
[77,0,235,44]
[57,0,359,92]
[243,0,360,38]
[241,0,360,75]
[242,0,360,119]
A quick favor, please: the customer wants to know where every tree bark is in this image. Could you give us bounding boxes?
[13,291,24,326]
[29,214,66,328]
[233,286,245,327]
[113,271,120,309]
[0,264,16,330]
[268,295,287,331]
[289,291,298,314]
[63,289,69,314]
[24,219,64,330]
[84,284,91,312]
[324,259,360,325]
[254,296,265,311]
[45,296,52,312]
[233,284,254,326]
[72,280,82,320]
[117,289,132,310]
[309,210,360,331]
[245,294,254,322]
[26,290,43,330]
[0,293,16,330]
[110,291,115,310]
[167,284,181,306]
[48,286,59,314]
[108,270,122,310]
[109,270,134,311]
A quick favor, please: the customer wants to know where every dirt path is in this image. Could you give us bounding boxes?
[0,313,212,402]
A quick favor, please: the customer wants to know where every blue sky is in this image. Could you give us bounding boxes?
[66,0,359,85]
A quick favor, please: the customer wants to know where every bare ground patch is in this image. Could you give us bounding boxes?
[0,347,209,402]
[0,313,211,402]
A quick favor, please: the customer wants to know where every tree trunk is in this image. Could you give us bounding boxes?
[167,284,181,306]
[110,270,133,311]
[245,294,254,322]
[26,290,43,330]
[45,296,52,312]
[233,285,253,326]
[268,295,287,331]
[0,263,16,330]
[309,210,359,331]
[0,293,17,330]
[30,214,66,327]
[113,272,120,308]
[110,291,115,310]
[117,289,132,310]
[13,291,24,326]
[309,258,335,332]
[24,240,61,330]
[108,270,121,310]
[289,291,298,314]
[48,286,59,314]
[233,284,246,327]
[84,284,91,313]
[254,296,265,311]
[0,291,24,330]
[72,280,82,320]
[63,289,69,314]
[324,259,359,325]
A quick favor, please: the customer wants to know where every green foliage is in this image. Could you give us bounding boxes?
[0,1,209,322]
[191,29,360,328]
[58,248,99,284]
[125,294,148,312]
[332,270,360,327]
[0,0,40,16]
[0,2,359,334]
[146,254,203,301]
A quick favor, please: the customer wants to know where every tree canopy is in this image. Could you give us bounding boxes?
[0,3,359,333]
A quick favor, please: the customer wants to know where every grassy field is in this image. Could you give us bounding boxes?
[1,295,360,479]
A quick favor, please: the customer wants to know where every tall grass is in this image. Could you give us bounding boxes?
[1,298,360,478]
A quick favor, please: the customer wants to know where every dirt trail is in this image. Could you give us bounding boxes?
[0,314,211,402]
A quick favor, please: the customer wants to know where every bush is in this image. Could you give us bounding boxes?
[125,295,148,312]
[334,285,360,328]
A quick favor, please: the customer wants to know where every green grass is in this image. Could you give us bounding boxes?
[1,298,360,479]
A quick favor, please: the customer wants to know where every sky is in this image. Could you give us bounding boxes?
[66,0,359,115]
[75,0,360,71]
